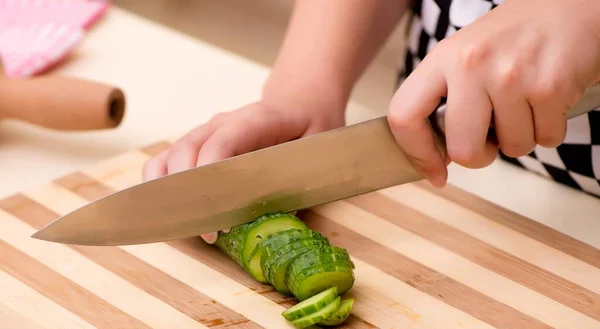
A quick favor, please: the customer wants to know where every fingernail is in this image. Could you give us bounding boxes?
[200,232,218,244]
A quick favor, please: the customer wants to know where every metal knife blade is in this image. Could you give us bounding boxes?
[32,83,600,246]
[32,116,424,245]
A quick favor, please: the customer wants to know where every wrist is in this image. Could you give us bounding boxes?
[261,69,350,119]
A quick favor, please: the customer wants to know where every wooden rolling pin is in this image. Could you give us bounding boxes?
[0,63,126,131]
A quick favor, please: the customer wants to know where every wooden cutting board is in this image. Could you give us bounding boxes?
[1,141,600,329]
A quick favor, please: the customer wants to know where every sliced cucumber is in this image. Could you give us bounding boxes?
[263,238,330,294]
[281,286,338,321]
[240,213,308,270]
[247,229,318,282]
[318,298,354,326]
[286,246,354,291]
[291,297,341,329]
[261,233,329,274]
[214,223,252,267]
[213,211,358,322]
[289,264,355,301]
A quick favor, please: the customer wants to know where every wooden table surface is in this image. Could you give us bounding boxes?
[1,140,600,329]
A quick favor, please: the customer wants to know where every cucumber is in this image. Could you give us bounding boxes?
[214,222,252,267]
[240,213,308,270]
[212,210,358,325]
[281,286,338,321]
[263,238,330,294]
[260,233,328,274]
[289,264,355,301]
[247,229,318,282]
[291,297,341,329]
[318,298,354,326]
[286,246,354,292]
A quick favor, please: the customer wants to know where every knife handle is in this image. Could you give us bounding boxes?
[429,83,600,139]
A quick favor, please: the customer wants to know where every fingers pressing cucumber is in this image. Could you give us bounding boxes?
[213,212,355,327]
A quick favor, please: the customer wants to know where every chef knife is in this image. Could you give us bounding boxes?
[32,84,600,246]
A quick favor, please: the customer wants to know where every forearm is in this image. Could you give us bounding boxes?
[263,0,411,111]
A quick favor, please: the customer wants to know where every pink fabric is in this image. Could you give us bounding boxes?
[0,0,110,78]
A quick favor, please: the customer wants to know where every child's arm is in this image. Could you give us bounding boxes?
[262,0,410,114]
[143,0,412,243]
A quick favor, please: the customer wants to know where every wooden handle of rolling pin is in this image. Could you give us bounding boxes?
[0,73,126,131]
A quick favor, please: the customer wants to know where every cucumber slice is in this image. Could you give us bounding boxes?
[247,229,318,282]
[289,264,355,301]
[240,213,308,270]
[290,297,341,329]
[215,212,357,312]
[281,286,338,321]
[261,233,329,275]
[263,238,330,294]
[318,298,354,326]
[286,246,354,291]
[214,223,252,267]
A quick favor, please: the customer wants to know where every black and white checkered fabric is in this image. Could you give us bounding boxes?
[397,0,600,198]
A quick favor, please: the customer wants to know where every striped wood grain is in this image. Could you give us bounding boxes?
[0,302,46,329]
[1,141,599,329]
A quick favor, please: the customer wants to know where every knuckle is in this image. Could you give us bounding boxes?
[387,109,415,131]
[209,112,229,125]
[142,154,164,181]
[500,141,534,158]
[532,77,563,102]
[456,42,490,70]
[447,145,487,168]
[496,62,522,89]
[432,38,452,55]
[212,112,226,121]
[167,139,199,159]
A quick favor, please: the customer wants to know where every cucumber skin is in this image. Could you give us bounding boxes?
[247,229,312,282]
[281,286,338,321]
[291,297,341,329]
[289,264,355,301]
[261,234,329,275]
[241,213,308,269]
[286,247,354,290]
[214,212,303,268]
[318,298,354,326]
[289,263,354,291]
[213,212,357,325]
[214,223,251,267]
[263,237,330,290]
[253,229,323,269]
[266,242,325,295]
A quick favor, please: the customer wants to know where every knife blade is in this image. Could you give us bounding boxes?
[32,115,424,246]
[32,84,600,246]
